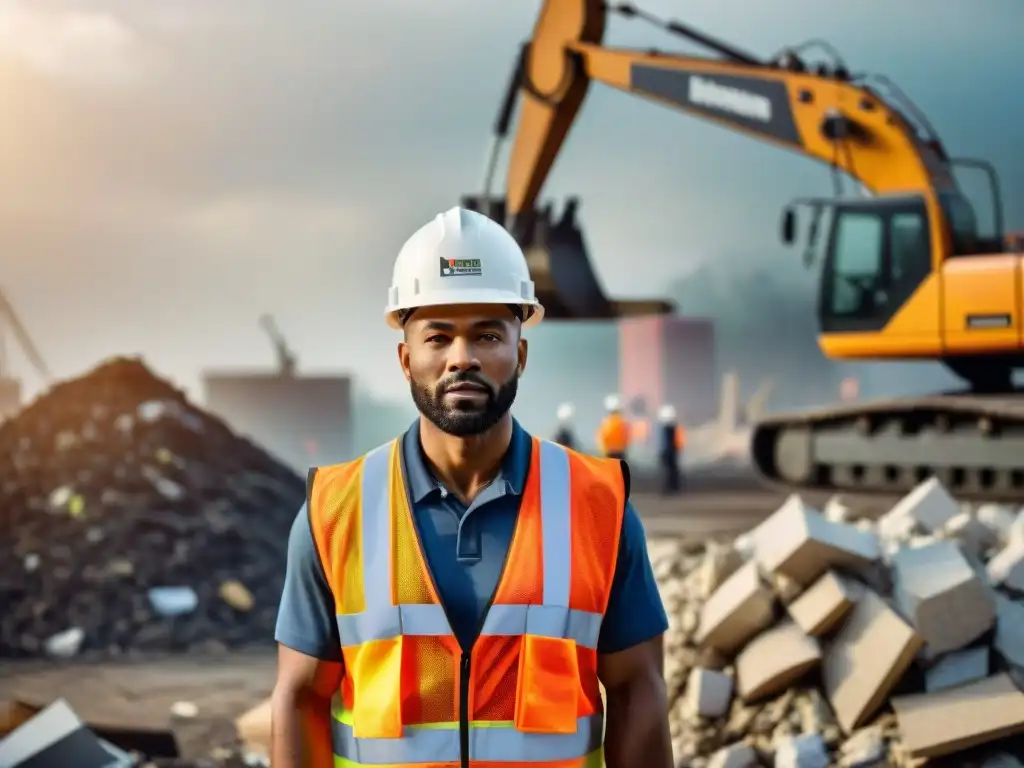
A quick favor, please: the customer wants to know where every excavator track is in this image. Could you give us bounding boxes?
[751,390,1024,502]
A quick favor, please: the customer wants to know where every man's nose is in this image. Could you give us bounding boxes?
[446,337,481,371]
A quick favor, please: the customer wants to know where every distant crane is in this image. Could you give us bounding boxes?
[0,287,51,385]
[258,314,297,377]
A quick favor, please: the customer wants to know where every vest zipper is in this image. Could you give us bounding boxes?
[459,653,471,768]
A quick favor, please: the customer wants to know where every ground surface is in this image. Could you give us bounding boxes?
[0,483,900,760]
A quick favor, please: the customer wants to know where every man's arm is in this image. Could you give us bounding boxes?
[597,499,673,768]
[271,504,343,768]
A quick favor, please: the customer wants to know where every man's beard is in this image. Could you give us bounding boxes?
[411,369,519,437]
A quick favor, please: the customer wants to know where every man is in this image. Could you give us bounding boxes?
[596,394,630,460]
[271,207,672,768]
[657,404,685,495]
[552,402,577,449]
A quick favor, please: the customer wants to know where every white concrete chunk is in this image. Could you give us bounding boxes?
[878,477,960,539]
[891,540,996,656]
[707,743,758,768]
[976,503,1017,541]
[685,667,733,719]
[994,595,1024,668]
[823,495,851,523]
[696,561,776,655]
[988,540,1024,592]
[925,646,990,692]
[774,733,829,768]
[822,590,923,733]
[786,571,862,636]
[754,495,881,586]
[736,620,821,702]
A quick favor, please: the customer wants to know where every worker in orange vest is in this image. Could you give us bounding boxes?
[597,393,630,459]
[552,401,577,449]
[271,208,672,768]
[657,404,686,494]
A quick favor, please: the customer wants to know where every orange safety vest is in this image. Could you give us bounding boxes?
[675,426,687,450]
[308,436,626,767]
[597,414,629,455]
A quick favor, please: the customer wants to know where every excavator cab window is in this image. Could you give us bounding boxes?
[938,190,985,256]
[819,198,932,333]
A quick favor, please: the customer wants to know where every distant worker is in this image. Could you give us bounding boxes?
[553,402,577,449]
[657,405,686,494]
[271,207,672,768]
[597,393,630,460]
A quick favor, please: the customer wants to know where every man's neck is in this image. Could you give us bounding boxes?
[419,414,514,503]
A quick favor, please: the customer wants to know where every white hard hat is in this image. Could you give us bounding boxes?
[658,404,677,422]
[556,403,575,421]
[385,207,544,329]
[604,394,622,412]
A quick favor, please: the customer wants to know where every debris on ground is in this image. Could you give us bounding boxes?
[0,357,305,659]
[653,477,1024,766]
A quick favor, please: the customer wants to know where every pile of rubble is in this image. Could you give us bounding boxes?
[655,479,1024,767]
[0,357,305,658]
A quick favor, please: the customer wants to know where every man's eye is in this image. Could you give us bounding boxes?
[426,335,447,344]
[480,333,500,342]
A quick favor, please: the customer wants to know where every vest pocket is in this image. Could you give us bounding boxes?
[514,634,580,734]
[348,636,405,738]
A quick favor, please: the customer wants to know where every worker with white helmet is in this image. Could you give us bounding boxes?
[597,392,630,460]
[273,208,671,767]
[553,401,577,449]
[657,404,686,494]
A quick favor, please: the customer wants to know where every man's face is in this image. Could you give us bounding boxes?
[398,304,527,437]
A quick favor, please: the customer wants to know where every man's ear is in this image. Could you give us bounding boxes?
[516,337,528,376]
[397,341,412,382]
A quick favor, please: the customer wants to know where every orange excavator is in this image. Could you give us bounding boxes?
[467,0,1024,500]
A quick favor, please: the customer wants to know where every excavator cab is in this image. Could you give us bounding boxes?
[460,194,675,320]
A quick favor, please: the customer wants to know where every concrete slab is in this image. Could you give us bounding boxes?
[754,496,881,586]
[994,595,1024,668]
[821,590,923,733]
[988,540,1024,592]
[891,673,1024,759]
[696,561,776,655]
[786,571,862,637]
[735,620,821,702]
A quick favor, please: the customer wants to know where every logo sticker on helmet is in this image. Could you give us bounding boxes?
[439,256,482,277]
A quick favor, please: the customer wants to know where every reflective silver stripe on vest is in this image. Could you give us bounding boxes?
[331,714,602,764]
[335,440,603,649]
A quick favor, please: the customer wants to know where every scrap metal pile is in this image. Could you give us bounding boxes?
[654,479,1024,767]
[0,357,305,659]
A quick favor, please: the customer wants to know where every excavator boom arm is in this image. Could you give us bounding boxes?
[505,0,954,218]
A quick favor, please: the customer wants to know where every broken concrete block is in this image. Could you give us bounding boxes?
[891,540,996,656]
[925,646,989,692]
[786,571,862,636]
[697,543,745,599]
[696,561,776,654]
[988,540,1024,592]
[821,590,923,733]
[707,742,758,768]
[235,696,271,758]
[686,667,733,719]
[774,733,829,768]
[892,673,1024,759]
[836,725,886,767]
[877,477,960,539]
[994,594,1024,668]
[943,511,999,557]
[753,495,881,586]
[769,572,803,605]
[823,495,851,523]
[735,620,821,702]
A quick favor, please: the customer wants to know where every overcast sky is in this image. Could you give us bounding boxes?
[0,0,1021,410]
